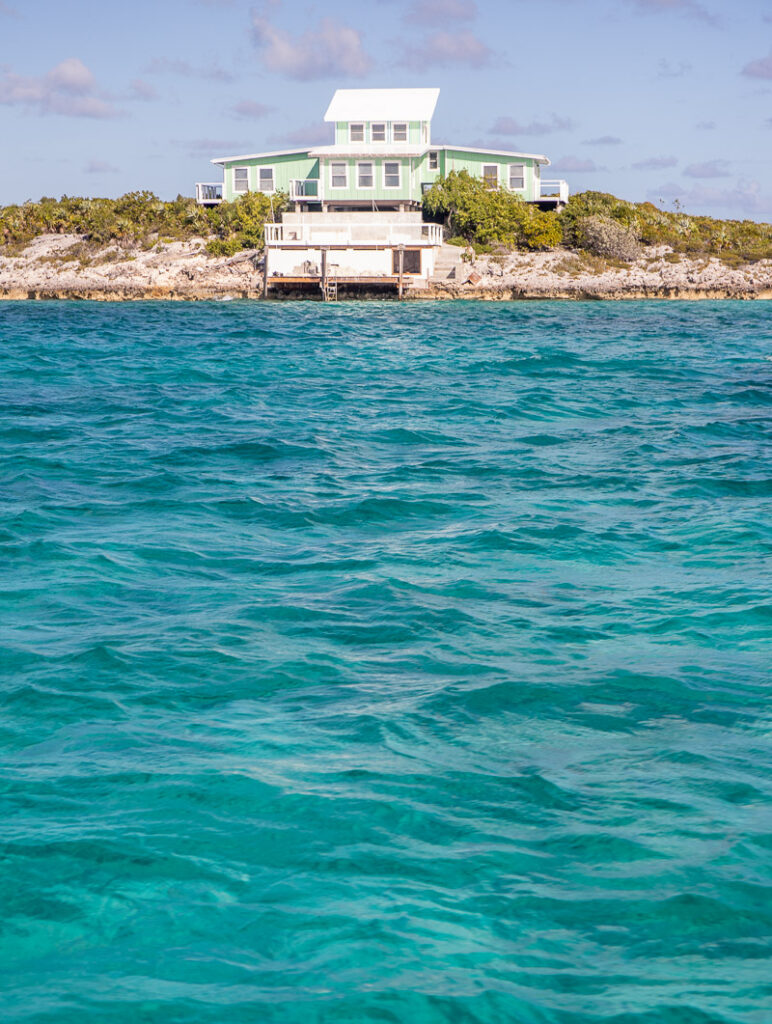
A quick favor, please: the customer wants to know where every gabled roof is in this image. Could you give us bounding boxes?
[324,88,440,124]
[210,147,309,165]
[440,144,550,165]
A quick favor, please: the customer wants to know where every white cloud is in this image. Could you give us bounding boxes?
[684,159,731,178]
[583,135,623,145]
[632,155,678,170]
[130,78,158,101]
[550,156,604,173]
[405,0,477,23]
[492,114,573,136]
[742,49,772,80]
[178,138,250,155]
[251,13,372,79]
[85,159,119,174]
[146,57,234,82]
[648,179,772,218]
[0,58,120,118]
[629,0,715,23]
[400,31,492,69]
[270,122,333,146]
[657,58,692,77]
[232,100,273,119]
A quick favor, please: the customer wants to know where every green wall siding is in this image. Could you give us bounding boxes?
[219,148,542,203]
[442,150,539,202]
[323,157,415,202]
[222,153,316,201]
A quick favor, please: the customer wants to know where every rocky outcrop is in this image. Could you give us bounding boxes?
[1,235,771,301]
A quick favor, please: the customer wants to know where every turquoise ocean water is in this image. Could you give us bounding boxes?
[1,300,771,1024]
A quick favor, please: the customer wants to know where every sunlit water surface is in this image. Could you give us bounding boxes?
[1,300,771,1024]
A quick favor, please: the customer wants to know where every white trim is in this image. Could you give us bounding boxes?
[508,163,525,190]
[439,144,550,165]
[257,165,276,193]
[383,160,401,189]
[233,166,250,193]
[357,161,375,189]
[329,160,348,190]
[349,122,365,144]
[211,147,308,164]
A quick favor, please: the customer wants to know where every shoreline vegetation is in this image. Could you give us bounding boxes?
[1,179,771,301]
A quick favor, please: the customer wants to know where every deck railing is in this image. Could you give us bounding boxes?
[265,221,443,246]
[289,179,322,201]
[540,179,570,203]
[195,182,223,205]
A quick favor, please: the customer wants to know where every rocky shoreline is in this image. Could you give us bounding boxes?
[1,234,771,301]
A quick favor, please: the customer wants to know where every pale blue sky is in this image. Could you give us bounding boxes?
[1,0,771,218]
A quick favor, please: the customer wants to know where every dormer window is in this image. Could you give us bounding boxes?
[371,123,386,142]
[350,123,365,143]
[393,123,408,143]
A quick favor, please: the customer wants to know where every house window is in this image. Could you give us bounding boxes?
[331,162,348,188]
[509,164,525,190]
[393,123,408,142]
[372,123,386,142]
[483,164,498,188]
[384,162,401,188]
[258,167,274,192]
[392,249,421,274]
[357,162,374,188]
[233,167,249,192]
[428,151,439,171]
[350,123,365,143]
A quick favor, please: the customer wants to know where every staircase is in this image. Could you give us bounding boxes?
[430,243,466,284]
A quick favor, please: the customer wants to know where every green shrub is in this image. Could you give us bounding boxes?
[560,191,772,264]
[575,215,641,261]
[0,190,288,255]
[423,171,561,251]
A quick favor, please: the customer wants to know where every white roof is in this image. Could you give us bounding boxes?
[440,144,550,165]
[210,147,308,165]
[324,88,440,124]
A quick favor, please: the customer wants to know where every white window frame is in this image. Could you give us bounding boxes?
[233,167,249,193]
[371,122,387,143]
[483,164,499,188]
[508,163,525,190]
[330,161,348,189]
[428,151,439,172]
[383,161,401,188]
[257,166,275,193]
[349,122,365,143]
[357,161,374,189]
[393,122,408,143]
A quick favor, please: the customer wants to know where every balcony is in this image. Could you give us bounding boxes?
[289,178,322,202]
[539,179,570,205]
[195,182,223,205]
[264,220,443,247]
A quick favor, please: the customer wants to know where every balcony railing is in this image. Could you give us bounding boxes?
[195,182,223,205]
[540,179,570,204]
[289,178,322,201]
[265,221,443,246]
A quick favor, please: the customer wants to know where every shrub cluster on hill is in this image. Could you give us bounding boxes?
[423,172,772,265]
[2,179,771,265]
[0,191,288,257]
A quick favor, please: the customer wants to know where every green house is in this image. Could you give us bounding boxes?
[195,88,569,210]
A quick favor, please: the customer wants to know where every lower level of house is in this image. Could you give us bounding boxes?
[263,211,443,296]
